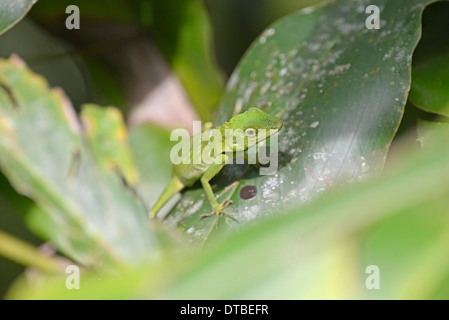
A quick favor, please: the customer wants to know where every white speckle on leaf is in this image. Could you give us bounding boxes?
[360,156,370,173]
[265,71,274,78]
[194,230,205,239]
[227,71,239,90]
[259,28,275,44]
[313,152,328,161]
[240,204,261,222]
[301,6,315,14]
[261,176,281,199]
[260,81,271,95]
[328,63,351,76]
[265,28,275,37]
[288,49,298,57]
[299,187,312,202]
[309,121,320,128]
[308,43,321,52]
[184,199,204,217]
[395,50,405,62]
[334,17,363,36]
[356,4,366,13]
[243,82,258,103]
[234,98,243,115]
[240,207,257,221]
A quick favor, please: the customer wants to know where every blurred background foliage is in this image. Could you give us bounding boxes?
[0,0,449,299]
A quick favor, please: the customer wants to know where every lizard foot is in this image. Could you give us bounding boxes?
[201,200,239,228]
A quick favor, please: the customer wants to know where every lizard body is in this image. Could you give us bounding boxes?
[149,107,283,225]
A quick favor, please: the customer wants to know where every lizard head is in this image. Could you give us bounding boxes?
[222,107,283,152]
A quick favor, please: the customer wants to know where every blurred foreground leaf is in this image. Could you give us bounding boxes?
[0,56,157,267]
[8,125,449,299]
[170,0,437,239]
[0,172,43,297]
[0,0,35,35]
[81,105,139,186]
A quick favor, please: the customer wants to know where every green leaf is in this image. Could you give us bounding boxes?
[410,1,449,64]
[0,0,35,35]
[0,56,157,267]
[408,1,449,116]
[410,52,449,117]
[169,0,435,239]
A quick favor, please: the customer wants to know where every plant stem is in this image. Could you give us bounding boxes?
[0,229,61,274]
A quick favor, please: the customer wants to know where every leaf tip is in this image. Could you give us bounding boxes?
[9,54,27,68]
[53,87,81,135]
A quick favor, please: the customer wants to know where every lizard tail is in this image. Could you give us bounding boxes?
[149,176,184,219]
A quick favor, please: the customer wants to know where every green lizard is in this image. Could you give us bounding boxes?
[149,107,283,226]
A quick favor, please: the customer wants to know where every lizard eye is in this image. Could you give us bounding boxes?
[244,128,257,137]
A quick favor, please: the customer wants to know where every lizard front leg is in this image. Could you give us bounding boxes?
[200,154,238,228]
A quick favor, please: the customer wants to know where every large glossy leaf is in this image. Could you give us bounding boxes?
[0,56,157,267]
[0,0,35,35]
[168,0,436,239]
[8,125,449,299]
